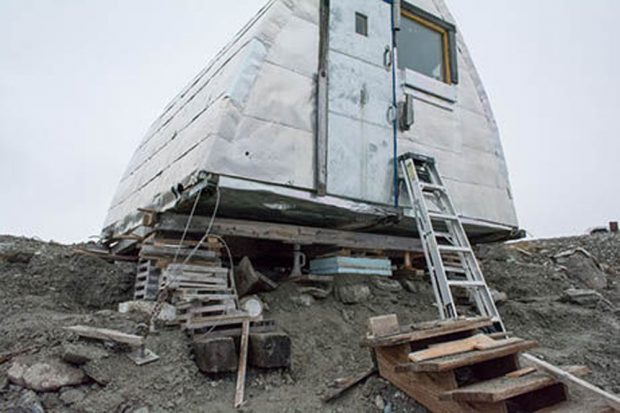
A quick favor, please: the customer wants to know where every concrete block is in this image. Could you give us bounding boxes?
[193,336,238,373]
[249,332,291,369]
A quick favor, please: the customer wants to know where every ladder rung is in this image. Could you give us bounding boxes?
[444,266,466,274]
[448,281,486,287]
[420,183,445,192]
[428,212,459,221]
[434,232,453,239]
[438,245,471,254]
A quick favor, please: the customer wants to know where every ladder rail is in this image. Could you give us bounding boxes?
[398,153,505,332]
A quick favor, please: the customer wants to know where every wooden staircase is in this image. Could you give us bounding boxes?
[362,315,617,413]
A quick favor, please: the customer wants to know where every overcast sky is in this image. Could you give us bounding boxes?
[1,0,619,243]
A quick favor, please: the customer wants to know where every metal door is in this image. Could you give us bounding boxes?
[325,0,394,205]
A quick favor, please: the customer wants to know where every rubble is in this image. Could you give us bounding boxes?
[336,284,371,304]
[61,343,109,366]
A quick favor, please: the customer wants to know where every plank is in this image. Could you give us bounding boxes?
[367,314,400,338]
[234,320,250,408]
[505,367,536,379]
[474,337,524,351]
[409,334,496,362]
[440,366,587,403]
[140,245,217,261]
[323,367,377,402]
[64,325,144,347]
[361,317,493,348]
[522,353,620,411]
[156,214,423,252]
[397,340,538,373]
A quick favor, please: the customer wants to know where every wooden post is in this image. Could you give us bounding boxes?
[234,320,251,408]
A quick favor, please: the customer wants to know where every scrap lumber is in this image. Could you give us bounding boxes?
[234,320,250,408]
[64,325,144,347]
[323,367,378,403]
[396,340,538,373]
[522,353,620,411]
[361,317,493,348]
[408,334,495,362]
[505,367,537,379]
[0,346,39,365]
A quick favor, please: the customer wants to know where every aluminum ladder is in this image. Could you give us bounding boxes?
[398,153,505,332]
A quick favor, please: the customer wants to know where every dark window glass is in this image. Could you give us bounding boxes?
[398,15,445,82]
[355,12,368,37]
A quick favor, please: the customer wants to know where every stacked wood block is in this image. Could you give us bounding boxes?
[363,315,610,413]
[134,259,161,301]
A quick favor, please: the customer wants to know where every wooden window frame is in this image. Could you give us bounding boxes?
[399,4,458,85]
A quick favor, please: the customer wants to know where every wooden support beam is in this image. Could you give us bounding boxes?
[234,320,250,408]
[155,213,422,252]
[64,325,144,347]
[522,353,620,411]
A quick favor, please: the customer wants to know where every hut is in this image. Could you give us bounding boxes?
[102,0,520,251]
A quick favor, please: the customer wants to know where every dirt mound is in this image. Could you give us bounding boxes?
[0,233,618,412]
[0,235,134,310]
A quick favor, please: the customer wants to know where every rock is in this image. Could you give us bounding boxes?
[560,288,603,308]
[192,336,238,373]
[374,395,385,410]
[61,343,108,365]
[400,279,418,293]
[7,359,29,387]
[59,388,85,405]
[490,289,508,304]
[336,284,371,304]
[372,278,403,292]
[291,294,315,307]
[117,300,176,321]
[553,249,608,290]
[298,286,332,299]
[249,332,291,369]
[17,390,46,413]
[8,359,85,392]
[234,256,277,296]
[0,374,8,391]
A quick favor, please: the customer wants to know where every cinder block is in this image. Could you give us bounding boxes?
[249,332,291,369]
[193,336,238,373]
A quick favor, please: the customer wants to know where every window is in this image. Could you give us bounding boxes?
[355,12,368,37]
[397,8,457,84]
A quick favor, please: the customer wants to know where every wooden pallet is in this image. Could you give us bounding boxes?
[134,259,161,300]
[365,315,616,413]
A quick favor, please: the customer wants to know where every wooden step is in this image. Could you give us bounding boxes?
[440,366,587,403]
[362,317,493,348]
[396,340,538,373]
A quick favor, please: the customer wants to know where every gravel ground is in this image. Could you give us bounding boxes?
[0,233,618,412]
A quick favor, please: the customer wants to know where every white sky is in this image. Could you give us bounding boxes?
[1,0,619,243]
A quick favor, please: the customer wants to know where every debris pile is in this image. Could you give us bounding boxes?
[0,233,618,412]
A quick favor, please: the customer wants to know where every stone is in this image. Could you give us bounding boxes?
[234,256,277,296]
[400,279,418,293]
[560,288,603,308]
[249,332,291,369]
[8,359,85,392]
[290,294,314,307]
[7,359,29,387]
[193,336,238,373]
[17,390,46,413]
[490,289,508,304]
[0,374,8,391]
[62,343,108,365]
[118,300,176,321]
[374,395,385,410]
[372,278,403,292]
[59,388,85,405]
[554,249,608,290]
[336,284,371,304]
